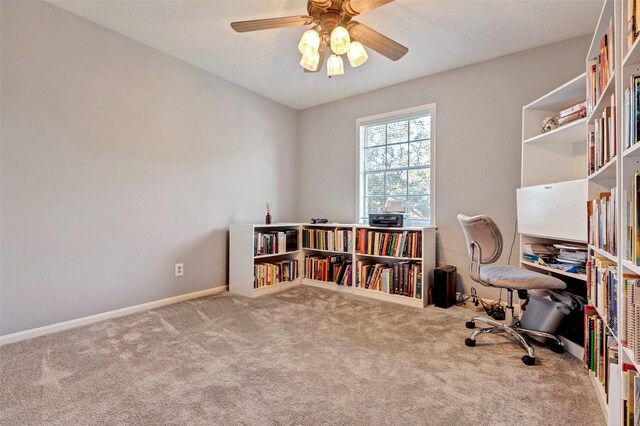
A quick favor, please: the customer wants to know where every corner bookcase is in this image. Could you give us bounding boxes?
[230,223,436,308]
[544,0,640,423]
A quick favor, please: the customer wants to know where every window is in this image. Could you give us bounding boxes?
[357,104,435,226]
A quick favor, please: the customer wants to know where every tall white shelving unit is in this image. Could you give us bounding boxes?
[229,223,435,308]
[563,0,640,423]
[517,73,596,358]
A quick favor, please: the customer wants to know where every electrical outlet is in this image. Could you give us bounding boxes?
[175,263,184,277]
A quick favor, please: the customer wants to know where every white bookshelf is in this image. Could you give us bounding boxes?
[229,223,301,297]
[517,70,590,291]
[230,222,436,308]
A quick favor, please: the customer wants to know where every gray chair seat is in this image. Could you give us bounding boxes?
[479,265,566,290]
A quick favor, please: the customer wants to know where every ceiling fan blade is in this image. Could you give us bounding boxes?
[304,46,329,73]
[230,16,314,33]
[343,0,394,16]
[348,22,408,61]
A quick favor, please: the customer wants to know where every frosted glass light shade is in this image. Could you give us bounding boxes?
[347,41,368,67]
[327,54,344,76]
[330,26,350,55]
[300,46,320,71]
[298,29,320,54]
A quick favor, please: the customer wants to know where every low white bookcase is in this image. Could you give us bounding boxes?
[229,222,436,308]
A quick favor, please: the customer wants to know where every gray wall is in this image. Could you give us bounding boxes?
[297,35,590,300]
[0,1,298,335]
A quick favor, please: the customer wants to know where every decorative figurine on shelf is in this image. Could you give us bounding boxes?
[541,116,559,133]
[265,202,272,224]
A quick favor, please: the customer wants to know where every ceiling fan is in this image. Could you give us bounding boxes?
[230,0,408,76]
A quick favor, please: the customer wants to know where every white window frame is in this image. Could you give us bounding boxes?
[355,103,436,226]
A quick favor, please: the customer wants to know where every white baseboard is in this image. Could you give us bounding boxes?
[0,285,228,346]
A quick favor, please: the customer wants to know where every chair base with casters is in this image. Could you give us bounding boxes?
[462,289,564,366]
[457,214,567,366]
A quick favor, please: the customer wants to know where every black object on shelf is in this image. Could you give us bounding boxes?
[434,265,457,308]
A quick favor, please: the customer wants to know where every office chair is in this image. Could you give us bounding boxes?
[457,214,566,366]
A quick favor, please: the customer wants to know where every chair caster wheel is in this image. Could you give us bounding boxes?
[521,355,536,366]
[465,338,476,347]
[550,342,565,354]
[465,321,475,329]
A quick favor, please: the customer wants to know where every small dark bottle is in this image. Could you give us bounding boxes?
[265,213,272,224]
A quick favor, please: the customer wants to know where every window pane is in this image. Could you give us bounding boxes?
[409,141,430,167]
[365,172,385,196]
[386,143,408,169]
[408,196,430,221]
[367,197,386,215]
[408,168,430,195]
[387,121,408,143]
[409,115,430,141]
[365,124,386,147]
[385,170,407,195]
[364,146,385,171]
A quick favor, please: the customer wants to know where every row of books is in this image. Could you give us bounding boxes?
[355,229,422,258]
[253,259,299,289]
[588,189,617,256]
[587,16,613,116]
[304,254,352,286]
[623,75,640,151]
[356,259,422,299]
[622,276,640,363]
[301,228,352,253]
[254,230,298,256]
[628,0,640,50]
[624,174,640,265]
[557,100,586,127]
[585,307,617,403]
[522,243,587,275]
[588,95,616,176]
[587,255,618,335]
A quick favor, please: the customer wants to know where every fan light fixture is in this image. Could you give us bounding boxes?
[330,26,351,55]
[298,29,320,54]
[347,41,368,67]
[231,0,409,78]
[327,54,344,77]
[300,45,320,71]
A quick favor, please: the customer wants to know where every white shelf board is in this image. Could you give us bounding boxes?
[302,223,354,228]
[520,259,587,281]
[251,223,300,228]
[623,142,640,158]
[355,253,422,261]
[586,73,615,123]
[589,371,609,419]
[522,118,586,145]
[524,73,586,111]
[589,245,617,262]
[624,33,640,66]
[355,224,434,231]
[353,286,424,307]
[252,280,299,295]
[622,259,640,275]
[302,247,351,255]
[588,156,616,181]
[254,250,299,260]
[622,346,640,372]
[302,278,354,293]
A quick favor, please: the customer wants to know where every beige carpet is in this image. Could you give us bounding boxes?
[1,286,604,425]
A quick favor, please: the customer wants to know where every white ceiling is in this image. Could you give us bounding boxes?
[47,0,602,110]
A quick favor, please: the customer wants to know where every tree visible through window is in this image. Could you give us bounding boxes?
[358,106,434,225]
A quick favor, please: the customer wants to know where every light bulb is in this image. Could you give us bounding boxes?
[298,29,320,54]
[300,46,320,71]
[327,54,344,77]
[347,41,368,67]
[330,26,350,55]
